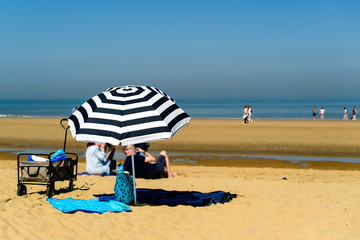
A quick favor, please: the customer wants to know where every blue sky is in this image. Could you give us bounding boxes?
[1,0,359,100]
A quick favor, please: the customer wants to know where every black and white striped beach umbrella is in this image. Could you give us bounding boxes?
[68,85,191,146]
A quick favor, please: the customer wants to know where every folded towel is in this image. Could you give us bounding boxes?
[27,155,49,162]
[51,149,67,162]
[26,149,68,162]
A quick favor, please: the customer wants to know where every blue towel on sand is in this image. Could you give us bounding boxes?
[95,189,237,207]
[47,197,132,214]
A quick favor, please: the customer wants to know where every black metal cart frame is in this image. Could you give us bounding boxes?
[17,118,78,197]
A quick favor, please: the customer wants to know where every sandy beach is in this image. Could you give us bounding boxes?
[1,118,360,239]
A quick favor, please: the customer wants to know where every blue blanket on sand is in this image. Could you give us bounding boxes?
[96,189,237,207]
[47,189,236,214]
[138,189,236,206]
[47,197,132,214]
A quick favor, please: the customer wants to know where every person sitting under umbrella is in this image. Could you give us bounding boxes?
[123,143,177,179]
[85,142,117,175]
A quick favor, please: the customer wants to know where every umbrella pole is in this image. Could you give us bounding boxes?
[131,144,137,204]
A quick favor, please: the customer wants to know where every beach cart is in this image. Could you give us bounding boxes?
[17,119,78,197]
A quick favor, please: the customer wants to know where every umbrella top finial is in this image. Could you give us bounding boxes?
[124,85,131,90]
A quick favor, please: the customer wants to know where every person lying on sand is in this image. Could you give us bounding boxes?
[123,143,177,179]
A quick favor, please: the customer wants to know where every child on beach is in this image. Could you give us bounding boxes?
[248,105,253,123]
[343,107,348,120]
[319,107,326,120]
[313,107,317,120]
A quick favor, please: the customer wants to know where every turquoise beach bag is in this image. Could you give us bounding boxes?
[114,173,134,204]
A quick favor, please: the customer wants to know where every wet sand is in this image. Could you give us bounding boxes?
[1,117,360,169]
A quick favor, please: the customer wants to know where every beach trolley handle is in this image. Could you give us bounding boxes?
[60,118,70,152]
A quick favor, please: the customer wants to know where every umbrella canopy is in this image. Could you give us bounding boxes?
[68,85,190,146]
[68,85,191,204]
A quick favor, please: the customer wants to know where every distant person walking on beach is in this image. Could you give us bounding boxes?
[352,106,358,120]
[242,105,248,124]
[343,107,348,120]
[319,107,326,120]
[242,105,253,124]
[312,107,317,120]
[248,105,253,123]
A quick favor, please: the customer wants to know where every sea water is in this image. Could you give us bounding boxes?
[1,98,359,119]
[179,98,360,119]
[0,99,85,118]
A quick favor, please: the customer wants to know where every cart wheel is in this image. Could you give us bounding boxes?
[46,185,54,197]
[69,181,74,191]
[17,184,27,196]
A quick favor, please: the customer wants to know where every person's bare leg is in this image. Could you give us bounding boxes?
[160,150,177,178]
